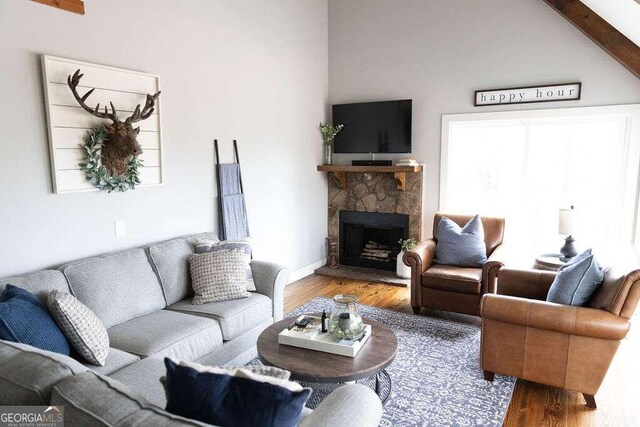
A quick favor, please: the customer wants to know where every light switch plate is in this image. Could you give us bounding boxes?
[114,220,127,238]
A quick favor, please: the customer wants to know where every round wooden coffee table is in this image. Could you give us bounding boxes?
[257,313,397,404]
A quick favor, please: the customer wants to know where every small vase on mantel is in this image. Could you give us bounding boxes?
[323,143,333,165]
[319,123,343,166]
[396,250,411,279]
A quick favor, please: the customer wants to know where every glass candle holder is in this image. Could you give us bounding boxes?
[328,294,364,341]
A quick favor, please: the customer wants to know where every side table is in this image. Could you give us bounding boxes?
[534,253,566,271]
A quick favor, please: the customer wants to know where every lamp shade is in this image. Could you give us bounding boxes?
[558,206,576,236]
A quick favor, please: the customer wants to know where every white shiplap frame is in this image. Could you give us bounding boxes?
[440,104,640,246]
[41,55,164,193]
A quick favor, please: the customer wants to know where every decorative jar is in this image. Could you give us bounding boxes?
[329,294,364,341]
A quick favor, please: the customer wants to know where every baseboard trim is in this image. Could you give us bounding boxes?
[289,258,326,284]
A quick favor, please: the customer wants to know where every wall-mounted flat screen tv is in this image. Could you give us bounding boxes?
[332,99,412,153]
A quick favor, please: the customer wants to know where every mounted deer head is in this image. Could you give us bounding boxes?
[67,69,160,175]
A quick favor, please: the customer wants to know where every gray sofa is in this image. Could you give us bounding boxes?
[0,232,383,427]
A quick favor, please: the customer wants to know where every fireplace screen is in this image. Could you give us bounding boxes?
[339,210,410,272]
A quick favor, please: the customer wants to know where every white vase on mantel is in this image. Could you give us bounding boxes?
[396,250,411,279]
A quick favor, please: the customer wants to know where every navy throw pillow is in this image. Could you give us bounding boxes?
[0,285,70,355]
[164,358,311,427]
[546,249,604,306]
[435,215,487,267]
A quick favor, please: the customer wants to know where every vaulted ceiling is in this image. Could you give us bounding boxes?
[28,0,640,80]
[32,0,84,14]
[581,0,640,47]
[544,0,640,79]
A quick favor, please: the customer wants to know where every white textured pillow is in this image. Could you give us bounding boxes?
[194,239,256,292]
[176,360,301,391]
[47,290,110,366]
[189,251,252,305]
[194,238,219,252]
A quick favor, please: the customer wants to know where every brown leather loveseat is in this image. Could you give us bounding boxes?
[480,261,640,408]
[404,213,506,316]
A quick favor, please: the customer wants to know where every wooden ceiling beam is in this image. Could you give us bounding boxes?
[32,0,85,15]
[543,0,640,79]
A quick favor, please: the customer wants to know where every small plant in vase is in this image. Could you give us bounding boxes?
[319,122,344,165]
[397,238,417,279]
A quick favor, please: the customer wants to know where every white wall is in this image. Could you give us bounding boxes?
[328,0,640,235]
[0,0,328,276]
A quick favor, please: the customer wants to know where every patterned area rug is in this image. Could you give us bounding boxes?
[250,297,515,427]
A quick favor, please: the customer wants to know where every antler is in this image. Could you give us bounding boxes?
[125,91,161,124]
[67,69,119,122]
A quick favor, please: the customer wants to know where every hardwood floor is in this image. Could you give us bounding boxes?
[285,274,640,427]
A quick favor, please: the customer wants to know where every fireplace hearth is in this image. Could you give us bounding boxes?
[339,210,409,272]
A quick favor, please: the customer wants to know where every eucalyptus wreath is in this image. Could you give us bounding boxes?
[79,125,143,193]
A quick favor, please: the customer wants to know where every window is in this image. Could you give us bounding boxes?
[440,105,640,258]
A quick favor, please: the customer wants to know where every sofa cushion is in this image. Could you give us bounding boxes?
[108,310,223,360]
[0,285,71,355]
[111,354,290,410]
[51,372,206,426]
[109,356,169,408]
[119,407,211,426]
[298,384,382,427]
[0,340,132,376]
[0,340,87,405]
[422,265,482,294]
[84,347,140,376]
[0,339,20,359]
[168,293,272,341]
[0,270,69,304]
[59,248,166,328]
[194,320,270,367]
[148,232,219,306]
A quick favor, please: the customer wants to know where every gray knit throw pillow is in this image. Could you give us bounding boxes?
[194,239,256,291]
[189,250,252,305]
[47,290,110,366]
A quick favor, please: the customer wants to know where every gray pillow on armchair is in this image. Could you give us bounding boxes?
[546,249,604,306]
[434,215,487,267]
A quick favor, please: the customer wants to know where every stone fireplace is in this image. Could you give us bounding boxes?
[327,168,423,273]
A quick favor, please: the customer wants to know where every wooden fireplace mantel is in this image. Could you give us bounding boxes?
[317,164,423,191]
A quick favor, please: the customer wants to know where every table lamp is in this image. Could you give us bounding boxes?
[558,206,578,262]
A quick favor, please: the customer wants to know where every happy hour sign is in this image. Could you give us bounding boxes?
[475,82,581,106]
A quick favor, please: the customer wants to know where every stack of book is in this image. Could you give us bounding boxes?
[278,315,372,357]
[396,158,418,166]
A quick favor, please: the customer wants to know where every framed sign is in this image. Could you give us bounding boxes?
[475,82,581,107]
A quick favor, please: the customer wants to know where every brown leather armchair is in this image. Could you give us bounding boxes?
[481,263,640,408]
[403,213,506,316]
